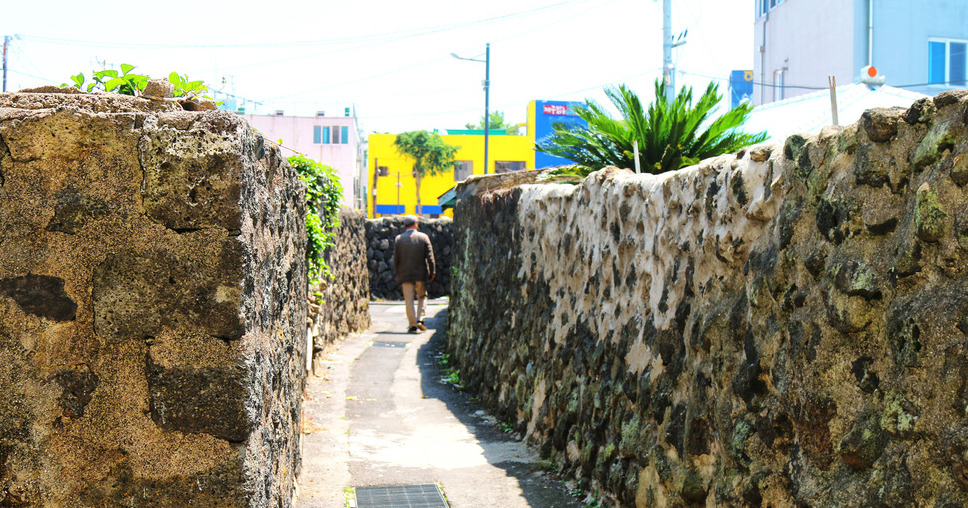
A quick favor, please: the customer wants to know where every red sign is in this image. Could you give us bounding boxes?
[542,104,570,116]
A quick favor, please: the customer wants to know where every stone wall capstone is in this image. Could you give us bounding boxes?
[448,90,968,507]
[308,209,370,355]
[365,216,452,300]
[0,90,306,507]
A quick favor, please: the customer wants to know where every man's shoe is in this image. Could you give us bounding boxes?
[407,326,419,334]
[416,321,427,331]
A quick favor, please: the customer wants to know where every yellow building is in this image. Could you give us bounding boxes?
[367,131,533,218]
[366,100,587,218]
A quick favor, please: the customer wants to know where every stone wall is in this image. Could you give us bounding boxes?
[0,90,306,507]
[308,209,370,356]
[447,90,968,507]
[365,216,453,300]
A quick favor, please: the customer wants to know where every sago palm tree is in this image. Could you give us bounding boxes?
[536,80,767,177]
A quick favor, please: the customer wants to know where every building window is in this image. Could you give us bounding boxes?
[929,39,968,86]
[773,69,786,102]
[321,126,331,144]
[494,161,526,174]
[313,126,322,144]
[757,0,783,18]
[454,161,473,181]
[332,126,341,144]
[378,166,389,177]
[341,126,349,144]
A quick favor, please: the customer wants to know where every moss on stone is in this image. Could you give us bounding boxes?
[882,392,919,436]
[915,183,947,242]
[912,121,957,171]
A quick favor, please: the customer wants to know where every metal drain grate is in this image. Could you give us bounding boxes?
[372,341,407,348]
[354,484,448,508]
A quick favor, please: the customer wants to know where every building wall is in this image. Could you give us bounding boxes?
[243,113,364,208]
[753,0,856,105]
[367,132,533,218]
[871,0,968,97]
[755,0,968,106]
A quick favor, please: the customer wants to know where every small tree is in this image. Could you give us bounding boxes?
[536,80,767,178]
[393,131,460,214]
[465,110,521,135]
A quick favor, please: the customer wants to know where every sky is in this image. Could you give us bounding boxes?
[1,0,754,135]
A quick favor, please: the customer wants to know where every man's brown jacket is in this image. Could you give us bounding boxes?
[393,229,435,284]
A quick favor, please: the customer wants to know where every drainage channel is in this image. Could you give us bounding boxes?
[353,484,448,508]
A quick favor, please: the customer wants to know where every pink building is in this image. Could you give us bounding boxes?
[242,109,366,208]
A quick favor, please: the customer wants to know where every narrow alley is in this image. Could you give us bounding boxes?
[294,299,583,508]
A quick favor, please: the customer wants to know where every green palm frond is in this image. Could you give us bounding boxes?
[535,79,768,176]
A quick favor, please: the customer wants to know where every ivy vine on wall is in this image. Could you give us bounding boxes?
[288,155,343,285]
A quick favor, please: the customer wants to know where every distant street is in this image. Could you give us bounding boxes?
[295,299,583,508]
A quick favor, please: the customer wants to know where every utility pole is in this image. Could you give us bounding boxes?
[2,35,10,93]
[372,158,379,217]
[451,44,490,174]
[484,42,490,175]
[396,171,402,213]
[662,0,673,101]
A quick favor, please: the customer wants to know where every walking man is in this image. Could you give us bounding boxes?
[393,215,436,333]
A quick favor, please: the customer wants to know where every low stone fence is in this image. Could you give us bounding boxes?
[308,209,370,356]
[365,216,453,300]
[0,90,305,507]
[448,91,968,506]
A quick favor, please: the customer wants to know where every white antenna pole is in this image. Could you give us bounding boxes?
[633,140,641,173]
[829,76,839,127]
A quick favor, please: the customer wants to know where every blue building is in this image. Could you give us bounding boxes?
[529,100,588,169]
[753,0,968,105]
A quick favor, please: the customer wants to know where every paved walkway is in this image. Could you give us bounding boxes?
[294,299,582,508]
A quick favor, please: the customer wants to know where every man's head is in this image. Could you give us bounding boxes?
[403,215,419,229]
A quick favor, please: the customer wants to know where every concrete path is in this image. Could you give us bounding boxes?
[294,299,583,508]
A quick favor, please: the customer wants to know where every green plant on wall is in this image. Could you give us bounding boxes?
[536,80,767,180]
[64,63,209,98]
[288,155,343,285]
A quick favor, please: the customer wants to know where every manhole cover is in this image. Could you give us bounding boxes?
[354,484,448,508]
[372,341,407,348]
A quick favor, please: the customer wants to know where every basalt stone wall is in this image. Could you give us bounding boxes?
[448,90,968,507]
[308,209,370,355]
[0,90,306,507]
[365,216,453,300]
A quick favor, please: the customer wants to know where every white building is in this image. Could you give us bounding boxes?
[754,0,968,105]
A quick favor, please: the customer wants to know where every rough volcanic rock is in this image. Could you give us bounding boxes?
[447,93,968,507]
[0,90,306,507]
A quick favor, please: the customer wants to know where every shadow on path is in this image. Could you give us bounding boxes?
[415,307,583,508]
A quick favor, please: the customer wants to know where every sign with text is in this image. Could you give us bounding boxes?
[542,104,572,116]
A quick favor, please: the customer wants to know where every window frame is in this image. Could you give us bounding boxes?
[929,37,968,87]
[494,161,527,174]
[757,0,784,19]
[454,160,473,181]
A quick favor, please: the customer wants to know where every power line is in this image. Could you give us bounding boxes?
[22,1,582,51]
